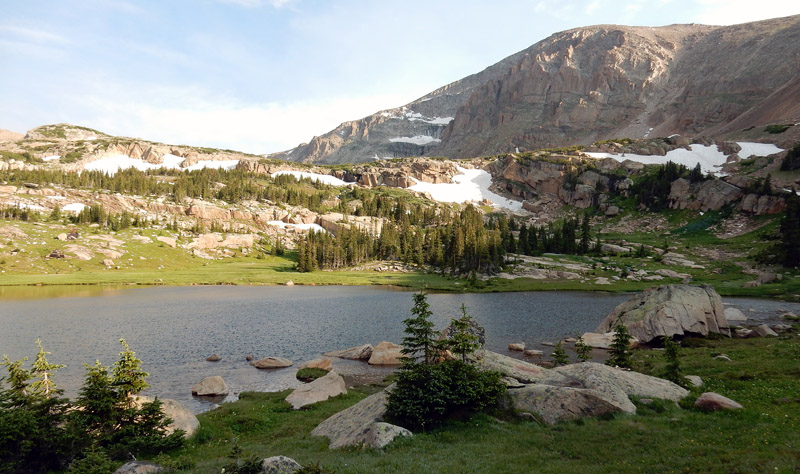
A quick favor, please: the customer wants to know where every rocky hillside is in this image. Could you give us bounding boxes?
[276,15,800,164]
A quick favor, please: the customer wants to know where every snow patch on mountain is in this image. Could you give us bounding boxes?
[408,167,523,211]
[270,170,349,186]
[83,153,239,176]
[388,135,441,145]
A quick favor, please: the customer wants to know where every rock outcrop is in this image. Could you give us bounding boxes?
[260,456,302,474]
[134,396,200,437]
[285,371,347,410]
[113,461,164,474]
[596,285,730,343]
[367,341,404,365]
[324,344,373,360]
[311,385,395,449]
[250,357,293,369]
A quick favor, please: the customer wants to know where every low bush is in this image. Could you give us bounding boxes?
[296,368,328,382]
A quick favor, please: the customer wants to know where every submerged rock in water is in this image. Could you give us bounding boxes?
[250,356,293,369]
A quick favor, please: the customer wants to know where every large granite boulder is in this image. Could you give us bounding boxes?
[311,385,393,449]
[323,344,373,360]
[260,455,302,474]
[508,385,625,425]
[723,307,747,323]
[113,462,163,474]
[694,392,743,411]
[749,324,778,338]
[363,422,412,449]
[191,375,229,396]
[367,341,404,365]
[285,371,347,410]
[471,350,575,386]
[250,357,293,369]
[596,284,730,343]
[580,331,640,350]
[299,357,333,371]
[134,396,200,437]
[553,363,688,405]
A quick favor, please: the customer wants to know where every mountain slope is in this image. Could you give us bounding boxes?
[277,15,800,164]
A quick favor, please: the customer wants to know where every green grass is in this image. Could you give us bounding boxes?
[150,330,800,473]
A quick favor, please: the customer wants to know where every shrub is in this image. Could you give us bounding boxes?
[296,368,328,382]
[575,336,592,362]
[387,360,505,430]
[551,341,569,366]
[662,337,689,388]
[764,124,792,134]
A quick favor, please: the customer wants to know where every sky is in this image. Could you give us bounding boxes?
[1,0,799,154]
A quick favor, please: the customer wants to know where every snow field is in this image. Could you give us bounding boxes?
[270,171,349,186]
[83,153,239,176]
[408,167,523,211]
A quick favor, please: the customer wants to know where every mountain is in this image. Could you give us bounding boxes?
[274,15,800,164]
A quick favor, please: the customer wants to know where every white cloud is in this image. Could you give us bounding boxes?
[585,0,601,15]
[0,25,68,44]
[216,0,298,7]
[691,0,800,25]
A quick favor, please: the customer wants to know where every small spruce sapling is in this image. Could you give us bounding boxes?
[448,304,481,363]
[662,337,689,388]
[30,339,65,397]
[575,335,592,362]
[606,322,633,369]
[551,341,569,366]
[400,292,440,365]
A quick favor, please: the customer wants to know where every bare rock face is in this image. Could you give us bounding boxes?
[285,371,347,410]
[669,179,744,212]
[508,385,626,425]
[156,236,176,248]
[596,284,730,343]
[367,341,404,365]
[324,344,374,360]
[739,194,786,215]
[694,392,743,411]
[191,375,229,396]
[250,357,293,369]
[311,385,393,449]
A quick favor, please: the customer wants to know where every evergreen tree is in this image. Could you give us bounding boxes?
[606,323,633,369]
[575,335,592,362]
[579,214,591,255]
[551,341,569,366]
[30,340,65,397]
[662,337,689,388]
[447,304,481,363]
[779,192,800,267]
[400,293,440,365]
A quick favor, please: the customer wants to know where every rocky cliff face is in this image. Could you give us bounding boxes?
[278,15,800,164]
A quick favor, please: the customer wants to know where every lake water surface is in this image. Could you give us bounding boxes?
[0,285,795,413]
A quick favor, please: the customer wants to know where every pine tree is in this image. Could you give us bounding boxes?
[575,335,592,362]
[662,337,688,387]
[30,340,65,397]
[447,304,481,363]
[606,323,633,369]
[551,341,569,366]
[400,292,440,365]
[112,339,149,405]
[579,214,591,255]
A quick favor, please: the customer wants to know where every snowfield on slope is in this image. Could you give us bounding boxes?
[388,135,441,145]
[408,167,523,211]
[585,142,783,174]
[267,221,327,232]
[83,154,239,175]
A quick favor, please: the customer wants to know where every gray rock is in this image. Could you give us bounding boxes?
[694,392,743,411]
[250,357,293,369]
[191,375,229,396]
[134,396,200,437]
[686,375,703,388]
[311,385,393,449]
[113,461,163,474]
[723,307,747,323]
[750,324,778,338]
[471,350,576,386]
[364,422,412,448]
[206,354,221,362]
[323,343,374,360]
[771,324,792,332]
[523,349,544,357]
[507,384,625,425]
[508,342,525,351]
[285,371,347,410]
[734,328,753,338]
[260,455,302,474]
[596,284,730,344]
[554,362,688,406]
[580,331,640,350]
[367,341,404,365]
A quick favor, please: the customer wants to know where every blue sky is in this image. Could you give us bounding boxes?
[1,0,798,154]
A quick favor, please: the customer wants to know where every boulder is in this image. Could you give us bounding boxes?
[734,328,753,338]
[206,354,221,362]
[285,371,347,409]
[156,236,176,248]
[191,376,229,396]
[363,422,412,449]
[472,350,574,386]
[102,259,115,266]
[323,344,373,360]
[113,461,164,473]
[367,341,404,365]
[580,331,640,350]
[134,395,199,437]
[311,385,392,449]
[596,285,730,344]
[299,357,332,371]
[694,392,743,411]
[508,342,525,351]
[523,349,543,357]
[723,307,747,323]
[749,324,778,338]
[554,363,688,404]
[686,375,703,388]
[250,357,293,369]
[260,456,302,474]
[507,384,625,425]
[285,280,295,286]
